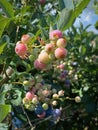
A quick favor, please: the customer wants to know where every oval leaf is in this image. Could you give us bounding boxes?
[0,105,11,123]
[0,16,10,38]
[0,0,14,18]
[57,0,90,31]
[57,9,73,31]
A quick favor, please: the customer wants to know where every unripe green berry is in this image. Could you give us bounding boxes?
[23,80,30,87]
[42,103,49,110]
[75,96,81,103]
[29,55,34,62]
[52,94,59,99]
[52,100,57,106]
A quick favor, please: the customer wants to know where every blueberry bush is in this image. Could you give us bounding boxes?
[0,0,98,130]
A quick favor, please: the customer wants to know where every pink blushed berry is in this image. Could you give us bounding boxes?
[56,38,67,47]
[21,34,31,44]
[34,59,46,70]
[38,51,50,64]
[26,92,34,100]
[55,47,67,59]
[49,30,63,40]
[57,64,65,69]
[15,43,27,57]
[45,43,54,53]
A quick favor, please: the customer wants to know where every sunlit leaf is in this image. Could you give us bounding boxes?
[0,105,11,122]
[63,0,74,9]
[0,123,8,130]
[0,42,7,55]
[57,0,90,31]
[0,16,10,38]
[11,90,22,106]
[0,0,14,18]
[57,9,73,31]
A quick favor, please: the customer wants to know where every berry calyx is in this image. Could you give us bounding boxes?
[45,44,54,53]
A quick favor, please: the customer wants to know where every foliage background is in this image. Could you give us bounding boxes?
[0,0,98,130]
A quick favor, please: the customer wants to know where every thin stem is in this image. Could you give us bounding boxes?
[21,105,34,129]
[60,116,72,121]
[32,44,42,48]
[65,97,75,101]
[11,82,23,85]
[34,116,52,126]
[62,105,71,111]
[15,26,19,43]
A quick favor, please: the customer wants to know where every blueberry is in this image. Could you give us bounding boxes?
[35,105,44,115]
[45,106,53,117]
[53,109,61,117]
[65,79,70,87]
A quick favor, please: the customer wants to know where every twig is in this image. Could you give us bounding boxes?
[0,67,13,86]
[60,116,72,121]
[61,105,71,111]
[34,116,52,126]
[15,26,19,43]
[21,105,34,129]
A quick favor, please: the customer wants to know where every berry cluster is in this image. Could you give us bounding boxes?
[15,34,31,59]
[34,30,67,70]
[22,77,64,121]
[15,30,81,122]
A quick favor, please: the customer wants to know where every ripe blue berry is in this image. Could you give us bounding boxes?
[35,105,44,115]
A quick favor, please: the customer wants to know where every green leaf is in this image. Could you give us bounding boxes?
[79,45,86,55]
[0,42,7,55]
[0,16,10,38]
[0,105,11,122]
[75,0,90,16]
[58,0,65,10]
[86,102,96,113]
[57,9,73,31]
[57,0,90,31]
[11,90,22,106]
[95,20,98,30]
[0,0,14,18]
[0,93,5,104]
[0,123,8,130]
[63,0,74,9]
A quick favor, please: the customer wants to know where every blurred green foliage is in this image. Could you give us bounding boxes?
[0,0,98,130]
